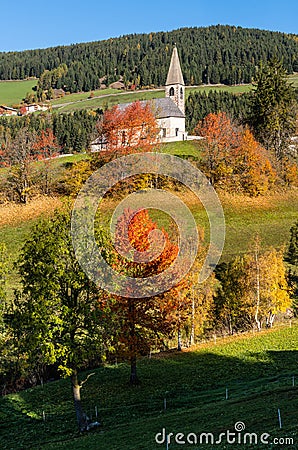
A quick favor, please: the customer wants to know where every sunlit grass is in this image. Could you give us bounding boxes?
[0,79,37,106]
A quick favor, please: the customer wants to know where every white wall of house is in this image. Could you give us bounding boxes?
[157,116,186,142]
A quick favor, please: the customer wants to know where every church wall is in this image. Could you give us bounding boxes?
[158,117,186,141]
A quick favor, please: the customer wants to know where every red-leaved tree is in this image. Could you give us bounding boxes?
[96,101,159,153]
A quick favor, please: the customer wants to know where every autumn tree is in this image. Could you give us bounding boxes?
[33,128,60,194]
[96,101,159,153]
[244,243,291,329]
[195,111,238,186]
[196,112,276,195]
[214,241,291,333]
[0,243,8,338]
[249,58,297,161]
[4,128,36,204]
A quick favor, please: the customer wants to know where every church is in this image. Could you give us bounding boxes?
[117,45,186,142]
[91,45,186,151]
[149,45,186,142]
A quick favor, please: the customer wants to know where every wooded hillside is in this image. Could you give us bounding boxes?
[1,25,298,92]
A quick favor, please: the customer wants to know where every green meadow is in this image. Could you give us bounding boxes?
[53,85,252,113]
[0,79,37,106]
[0,73,296,110]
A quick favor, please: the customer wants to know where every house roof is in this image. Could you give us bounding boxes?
[0,105,17,112]
[165,46,184,86]
[118,97,185,119]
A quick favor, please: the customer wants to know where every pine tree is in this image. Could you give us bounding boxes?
[249,58,297,161]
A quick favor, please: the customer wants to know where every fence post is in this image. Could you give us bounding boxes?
[278,409,282,429]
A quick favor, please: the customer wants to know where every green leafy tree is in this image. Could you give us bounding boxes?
[214,258,251,334]
[0,244,10,387]
[7,209,109,431]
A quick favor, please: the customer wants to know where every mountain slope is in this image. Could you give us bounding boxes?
[0,25,297,92]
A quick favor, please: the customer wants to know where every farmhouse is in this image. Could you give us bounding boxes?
[0,105,18,116]
[19,103,48,115]
[91,46,186,151]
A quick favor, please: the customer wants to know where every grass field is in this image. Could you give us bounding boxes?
[50,88,119,105]
[53,85,252,113]
[51,74,298,113]
[288,74,298,87]
[0,323,297,449]
[0,73,296,110]
[0,79,37,106]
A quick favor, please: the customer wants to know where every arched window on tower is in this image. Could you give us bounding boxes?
[180,87,183,99]
[169,87,174,96]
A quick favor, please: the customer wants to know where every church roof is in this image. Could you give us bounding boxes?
[165,46,184,86]
[118,97,185,119]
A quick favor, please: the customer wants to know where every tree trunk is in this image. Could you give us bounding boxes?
[177,327,182,351]
[266,312,275,328]
[130,354,139,385]
[190,292,195,346]
[71,370,89,432]
[255,247,262,331]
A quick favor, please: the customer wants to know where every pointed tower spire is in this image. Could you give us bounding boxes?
[166,45,184,86]
[165,45,185,114]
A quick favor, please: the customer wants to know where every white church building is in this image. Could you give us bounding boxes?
[153,45,186,142]
[117,45,186,142]
[91,46,187,151]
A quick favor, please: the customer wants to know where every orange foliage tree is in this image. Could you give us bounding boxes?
[103,208,192,384]
[96,101,159,153]
[196,112,276,195]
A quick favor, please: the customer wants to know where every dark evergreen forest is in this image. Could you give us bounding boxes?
[1,25,298,92]
[186,91,252,131]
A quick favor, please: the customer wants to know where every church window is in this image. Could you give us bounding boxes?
[169,87,174,96]
[162,128,167,137]
[175,128,179,137]
[180,87,183,99]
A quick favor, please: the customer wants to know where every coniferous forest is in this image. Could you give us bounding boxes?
[1,25,298,92]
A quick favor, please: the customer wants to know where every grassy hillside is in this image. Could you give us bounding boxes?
[0,144,297,299]
[0,74,296,112]
[0,323,297,449]
[52,85,253,113]
[0,79,37,106]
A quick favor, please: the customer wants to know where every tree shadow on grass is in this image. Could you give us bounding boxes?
[1,347,298,449]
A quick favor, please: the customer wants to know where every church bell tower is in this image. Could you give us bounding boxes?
[165,45,185,115]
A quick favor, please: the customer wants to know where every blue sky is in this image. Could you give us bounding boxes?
[1,0,297,52]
